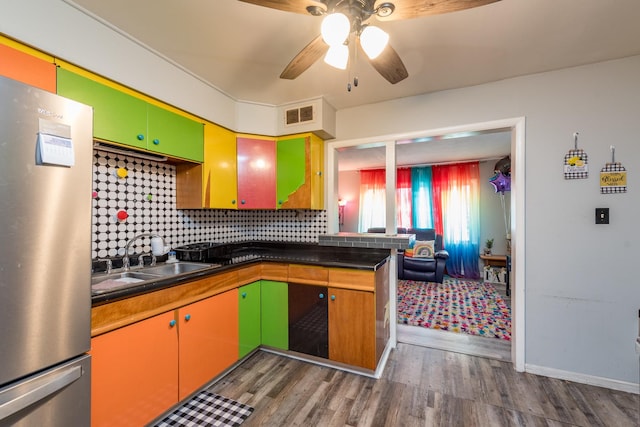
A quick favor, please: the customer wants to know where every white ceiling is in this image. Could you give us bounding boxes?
[67,0,640,111]
[63,0,639,170]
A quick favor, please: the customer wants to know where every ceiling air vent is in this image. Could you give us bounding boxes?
[285,105,314,126]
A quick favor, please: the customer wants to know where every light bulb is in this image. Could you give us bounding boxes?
[321,13,350,46]
[360,25,389,59]
[324,44,349,70]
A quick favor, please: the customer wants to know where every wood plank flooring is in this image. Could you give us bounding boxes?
[208,345,639,426]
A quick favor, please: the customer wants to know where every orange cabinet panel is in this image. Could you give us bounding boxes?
[91,311,179,427]
[0,43,55,92]
[178,289,239,399]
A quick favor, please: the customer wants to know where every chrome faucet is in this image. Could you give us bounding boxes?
[122,233,167,271]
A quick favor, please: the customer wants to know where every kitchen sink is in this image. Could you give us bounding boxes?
[141,262,216,276]
[91,262,220,294]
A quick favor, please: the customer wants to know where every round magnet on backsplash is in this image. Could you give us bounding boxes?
[116,167,128,179]
[116,210,129,221]
[146,194,153,201]
[92,191,98,199]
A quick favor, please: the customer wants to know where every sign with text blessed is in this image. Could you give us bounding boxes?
[600,163,627,194]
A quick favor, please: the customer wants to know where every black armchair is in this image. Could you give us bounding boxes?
[367,227,449,283]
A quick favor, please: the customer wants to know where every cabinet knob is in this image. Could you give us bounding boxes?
[153,139,160,145]
[241,199,246,204]
[184,314,191,321]
[319,293,324,299]
[316,171,322,176]
[278,200,283,205]
[330,295,336,301]
[232,200,236,205]
[137,134,145,141]
[241,292,247,298]
[169,319,176,327]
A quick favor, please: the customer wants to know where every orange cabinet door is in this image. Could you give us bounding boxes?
[236,137,276,209]
[178,289,239,399]
[91,311,179,427]
[328,288,376,370]
[0,43,55,92]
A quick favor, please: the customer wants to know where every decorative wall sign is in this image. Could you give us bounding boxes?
[600,146,627,194]
[564,132,588,179]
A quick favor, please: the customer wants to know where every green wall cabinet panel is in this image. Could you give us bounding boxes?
[238,281,261,359]
[57,68,147,150]
[57,69,203,162]
[261,280,288,350]
[147,104,203,162]
[276,137,306,208]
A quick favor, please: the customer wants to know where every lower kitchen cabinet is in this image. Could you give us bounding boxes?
[261,280,288,350]
[238,281,261,358]
[91,290,239,426]
[91,311,179,427]
[179,289,238,400]
[328,287,376,370]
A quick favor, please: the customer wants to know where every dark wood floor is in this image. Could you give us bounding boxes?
[208,345,639,426]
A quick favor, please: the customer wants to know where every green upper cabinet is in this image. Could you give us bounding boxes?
[57,68,203,162]
[238,281,261,359]
[147,104,203,161]
[276,137,306,209]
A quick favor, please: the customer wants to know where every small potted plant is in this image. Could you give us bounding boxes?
[484,238,494,255]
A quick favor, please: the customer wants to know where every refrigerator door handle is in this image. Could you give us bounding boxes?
[0,365,82,421]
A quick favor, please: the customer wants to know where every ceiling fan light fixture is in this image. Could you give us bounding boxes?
[321,13,350,46]
[324,44,349,70]
[360,25,389,59]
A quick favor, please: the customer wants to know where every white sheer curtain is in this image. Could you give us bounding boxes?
[358,169,386,232]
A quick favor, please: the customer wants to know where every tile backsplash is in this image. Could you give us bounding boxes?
[92,150,327,259]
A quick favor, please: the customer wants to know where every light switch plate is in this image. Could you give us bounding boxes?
[595,208,609,224]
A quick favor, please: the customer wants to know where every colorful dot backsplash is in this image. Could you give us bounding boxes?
[92,150,328,259]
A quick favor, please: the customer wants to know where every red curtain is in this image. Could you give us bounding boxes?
[396,168,412,229]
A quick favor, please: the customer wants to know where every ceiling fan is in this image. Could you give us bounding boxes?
[238,0,501,85]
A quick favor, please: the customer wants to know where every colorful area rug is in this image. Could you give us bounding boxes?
[154,391,253,427]
[397,278,511,341]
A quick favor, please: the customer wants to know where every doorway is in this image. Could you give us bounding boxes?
[326,117,525,370]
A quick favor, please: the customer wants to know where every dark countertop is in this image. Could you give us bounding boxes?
[91,241,390,306]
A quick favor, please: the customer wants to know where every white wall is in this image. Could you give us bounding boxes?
[336,56,640,388]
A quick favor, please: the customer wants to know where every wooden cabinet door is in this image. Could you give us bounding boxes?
[91,311,179,427]
[178,289,239,400]
[147,103,204,162]
[309,134,324,210]
[0,42,55,92]
[57,68,148,149]
[238,281,261,358]
[261,280,288,350]
[276,136,306,208]
[328,288,376,370]
[236,137,276,209]
[204,123,238,208]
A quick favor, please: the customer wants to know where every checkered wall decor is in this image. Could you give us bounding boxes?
[92,150,327,259]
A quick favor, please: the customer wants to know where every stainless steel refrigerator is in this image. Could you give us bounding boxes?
[0,76,92,426]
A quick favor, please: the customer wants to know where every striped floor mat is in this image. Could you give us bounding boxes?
[154,391,253,427]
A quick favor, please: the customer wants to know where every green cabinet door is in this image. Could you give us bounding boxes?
[238,281,261,358]
[147,104,204,162]
[57,68,147,149]
[276,137,306,208]
[261,280,288,350]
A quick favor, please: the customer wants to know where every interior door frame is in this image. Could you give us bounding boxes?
[326,116,526,371]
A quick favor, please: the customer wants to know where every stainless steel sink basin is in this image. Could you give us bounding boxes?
[141,262,216,276]
[91,262,219,294]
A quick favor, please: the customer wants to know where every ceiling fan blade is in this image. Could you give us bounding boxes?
[280,35,328,79]
[238,0,326,15]
[375,0,501,21]
[367,44,408,84]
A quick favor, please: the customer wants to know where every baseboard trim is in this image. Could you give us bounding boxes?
[525,363,640,395]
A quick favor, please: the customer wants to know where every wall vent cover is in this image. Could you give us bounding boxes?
[285,105,314,125]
